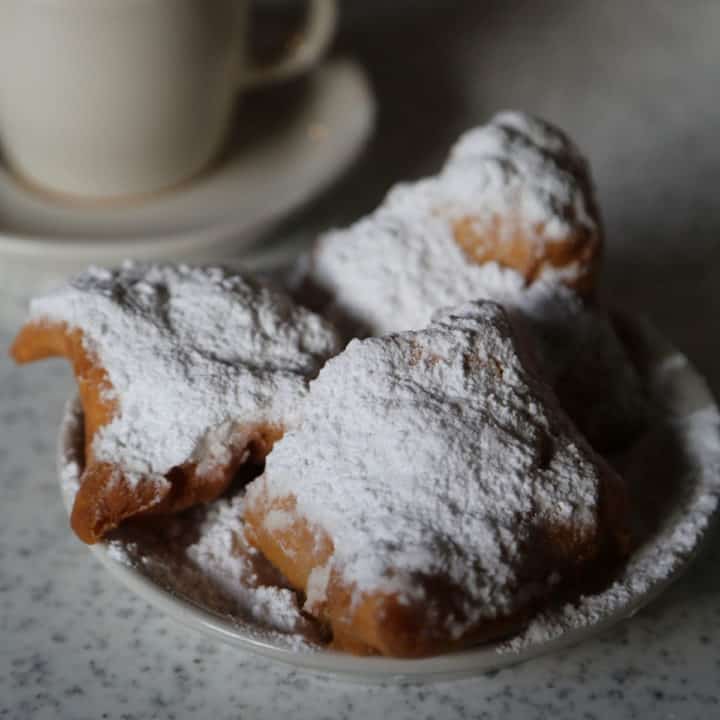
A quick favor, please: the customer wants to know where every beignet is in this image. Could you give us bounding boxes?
[306,111,647,452]
[244,302,630,657]
[11,262,341,543]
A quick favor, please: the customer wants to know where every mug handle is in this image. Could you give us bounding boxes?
[242,0,338,89]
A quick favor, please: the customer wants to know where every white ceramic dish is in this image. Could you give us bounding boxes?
[0,60,373,316]
[56,315,720,682]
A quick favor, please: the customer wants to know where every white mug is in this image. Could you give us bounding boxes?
[0,0,337,200]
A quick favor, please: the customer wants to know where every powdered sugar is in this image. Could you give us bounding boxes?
[497,318,720,650]
[31,262,341,486]
[250,301,617,634]
[306,113,647,452]
[56,312,720,660]
[310,111,598,339]
[59,417,321,647]
[503,402,720,651]
[184,496,311,634]
[58,399,83,504]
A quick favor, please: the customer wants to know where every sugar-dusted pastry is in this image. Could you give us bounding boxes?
[306,111,647,451]
[309,111,602,338]
[506,290,650,452]
[10,262,341,544]
[244,302,630,658]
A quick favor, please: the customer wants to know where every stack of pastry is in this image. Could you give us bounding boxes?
[11,112,645,657]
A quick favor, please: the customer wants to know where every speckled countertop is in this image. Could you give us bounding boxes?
[3,1,720,718]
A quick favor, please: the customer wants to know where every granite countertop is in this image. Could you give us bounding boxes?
[3,1,720,718]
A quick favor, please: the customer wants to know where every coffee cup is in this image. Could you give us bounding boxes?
[0,0,337,200]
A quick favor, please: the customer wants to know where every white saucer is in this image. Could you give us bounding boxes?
[55,315,720,682]
[0,60,374,314]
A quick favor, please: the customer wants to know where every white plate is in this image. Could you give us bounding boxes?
[55,315,720,682]
[0,60,374,314]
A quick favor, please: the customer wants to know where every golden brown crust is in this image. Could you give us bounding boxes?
[243,487,333,593]
[244,480,544,658]
[11,322,116,459]
[324,573,532,658]
[10,320,284,544]
[70,461,172,544]
[452,213,602,296]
